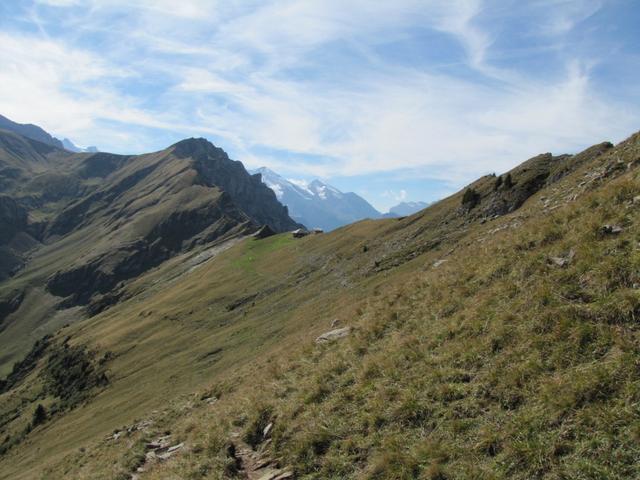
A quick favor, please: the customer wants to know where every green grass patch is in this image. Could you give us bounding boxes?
[231,234,296,272]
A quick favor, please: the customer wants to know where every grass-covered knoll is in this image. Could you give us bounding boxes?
[2,131,639,479]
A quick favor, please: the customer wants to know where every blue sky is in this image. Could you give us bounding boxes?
[0,0,638,211]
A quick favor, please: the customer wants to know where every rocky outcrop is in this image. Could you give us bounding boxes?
[463,142,614,220]
[174,139,301,232]
[253,225,276,239]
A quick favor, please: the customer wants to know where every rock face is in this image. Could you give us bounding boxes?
[253,225,276,239]
[176,140,299,233]
[548,249,575,268]
[42,139,301,308]
[459,142,614,220]
[600,224,623,235]
[292,228,310,238]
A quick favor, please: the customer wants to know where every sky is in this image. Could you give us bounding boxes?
[0,1,639,212]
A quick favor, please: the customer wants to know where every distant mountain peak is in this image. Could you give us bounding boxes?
[252,167,380,230]
[386,200,430,217]
[62,138,99,153]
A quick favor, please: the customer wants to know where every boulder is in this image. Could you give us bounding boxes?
[548,249,575,268]
[316,327,351,343]
[433,259,448,268]
[157,443,184,461]
[600,224,623,235]
[258,470,293,480]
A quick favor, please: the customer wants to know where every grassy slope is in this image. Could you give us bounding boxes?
[224,134,640,479]
[1,132,640,478]
[0,223,392,478]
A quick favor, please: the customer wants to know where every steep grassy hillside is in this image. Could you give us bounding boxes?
[132,132,640,480]
[1,130,639,479]
[0,135,300,376]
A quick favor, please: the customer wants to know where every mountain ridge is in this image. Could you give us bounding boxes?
[0,132,301,374]
[0,114,64,150]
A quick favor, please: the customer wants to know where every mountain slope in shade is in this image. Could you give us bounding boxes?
[253,167,381,230]
[0,114,64,149]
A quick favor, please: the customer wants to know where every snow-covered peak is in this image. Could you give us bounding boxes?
[251,167,382,231]
[308,179,343,200]
[252,167,314,200]
[253,167,289,200]
[62,138,99,153]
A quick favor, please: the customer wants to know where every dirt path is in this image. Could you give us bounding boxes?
[230,432,293,480]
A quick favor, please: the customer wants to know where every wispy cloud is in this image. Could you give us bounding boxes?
[0,0,636,190]
[383,189,408,203]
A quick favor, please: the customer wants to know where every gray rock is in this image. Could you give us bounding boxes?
[257,470,292,480]
[601,224,623,235]
[167,443,184,453]
[273,473,294,480]
[157,442,184,461]
[433,259,448,268]
[548,249,575,268]
[316,327,351,343]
